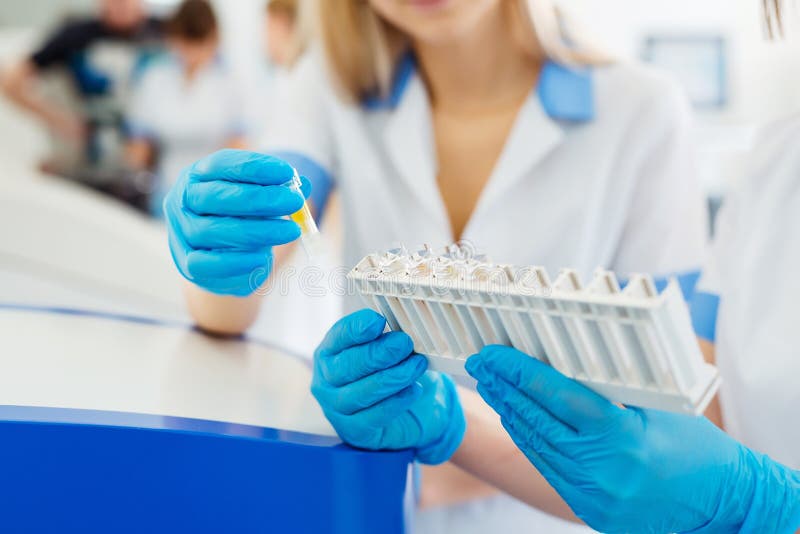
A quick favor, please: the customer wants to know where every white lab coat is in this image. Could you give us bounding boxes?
[262,50,707,534]
[127,53,245,212]
[694,115,800,470]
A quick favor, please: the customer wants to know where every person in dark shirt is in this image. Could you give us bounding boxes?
[1,0,161,144]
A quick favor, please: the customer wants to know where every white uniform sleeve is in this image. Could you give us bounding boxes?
[689,118,788,341]
[695,194,740,297]
[688,191,740,341]
[611,75,707,296]
[259,50,336,218]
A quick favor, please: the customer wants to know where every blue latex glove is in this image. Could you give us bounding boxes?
[311,309,466,464]
[466,346,800,534]
[164,149,310,296]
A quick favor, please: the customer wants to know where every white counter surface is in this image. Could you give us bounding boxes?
[0,305,335,436]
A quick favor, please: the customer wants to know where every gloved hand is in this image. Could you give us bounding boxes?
[466,345,800,534]
[311,309,466,464]
[163,149,310,296]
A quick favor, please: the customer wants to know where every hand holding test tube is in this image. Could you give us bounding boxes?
[163,150,313,296]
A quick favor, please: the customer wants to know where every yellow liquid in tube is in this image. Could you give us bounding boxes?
[287,170,323,258]
[290,203,318,236]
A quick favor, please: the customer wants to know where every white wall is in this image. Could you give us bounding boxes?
[558,0,800,194]
[561,0,800,124]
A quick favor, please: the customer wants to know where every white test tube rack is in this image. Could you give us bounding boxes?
[348,245,720,415]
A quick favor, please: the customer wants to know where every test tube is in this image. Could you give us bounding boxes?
[286,169,324,258]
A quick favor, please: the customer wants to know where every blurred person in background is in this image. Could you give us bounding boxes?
[125,0,246,215]
[246,0,310,144]
[162,0,708,532]
[0,0,162,177]
[264,0,304,69]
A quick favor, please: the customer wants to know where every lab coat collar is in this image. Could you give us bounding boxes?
[382,73,443,224]
[379,54,593,236]
[537,61,594,122]
[363,52,595,123]
[362,53,417,111]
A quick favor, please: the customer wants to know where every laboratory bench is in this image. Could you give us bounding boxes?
[0,305,413,533]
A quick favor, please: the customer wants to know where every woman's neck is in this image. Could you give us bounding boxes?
[412,5,541,114]
[182,58,213,83]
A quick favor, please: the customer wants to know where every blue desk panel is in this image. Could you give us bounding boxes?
[0,406,412,534]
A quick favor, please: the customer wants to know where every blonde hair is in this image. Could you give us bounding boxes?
[764,0,785,39]
[316,0,610,103]
[267,0,297,17]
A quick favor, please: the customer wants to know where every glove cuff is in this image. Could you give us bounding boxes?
[415,375,466,465]
[738,451,800,533]
[691,447,800,534]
